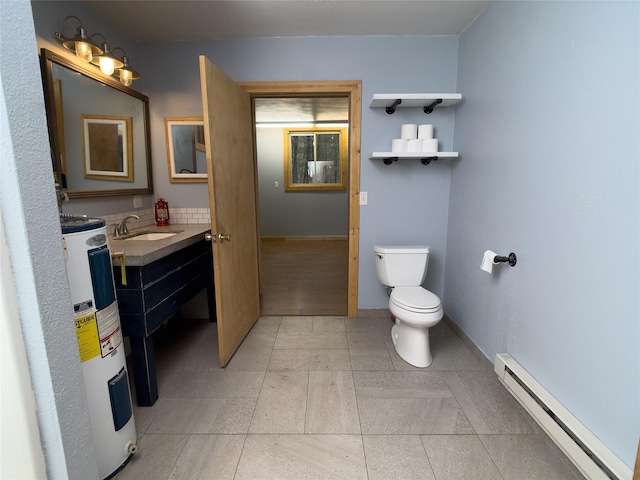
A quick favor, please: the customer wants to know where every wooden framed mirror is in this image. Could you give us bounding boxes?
[165,117,208,183]
[40,48,153,198]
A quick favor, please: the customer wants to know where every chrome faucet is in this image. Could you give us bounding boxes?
[114,214,140,237]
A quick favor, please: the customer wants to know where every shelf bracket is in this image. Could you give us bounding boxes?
[421,156,438,165]
[385,99,402,115]
[423,99,443,114]
[383,157,399,165]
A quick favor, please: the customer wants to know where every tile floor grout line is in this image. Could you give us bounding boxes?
[164,434,192,479]
[116,316,584,479]
[417,434,439,480]
[475,433,507,480]
[232,433,250,480]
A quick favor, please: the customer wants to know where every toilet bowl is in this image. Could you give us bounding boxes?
[374,246,444,368]
[389,286,443,367]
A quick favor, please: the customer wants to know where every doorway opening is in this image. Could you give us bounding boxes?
[240,81,362,317]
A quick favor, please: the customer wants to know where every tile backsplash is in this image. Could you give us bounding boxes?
[101,207,211,234]
[170,208,212,225]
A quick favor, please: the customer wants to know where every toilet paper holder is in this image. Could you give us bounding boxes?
[494,252,517,267]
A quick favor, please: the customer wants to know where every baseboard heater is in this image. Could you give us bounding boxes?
[494,354,632,480]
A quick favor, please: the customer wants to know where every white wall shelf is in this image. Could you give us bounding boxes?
[370,92,462,164]
[370,93,462,114]
[369,152,458,165]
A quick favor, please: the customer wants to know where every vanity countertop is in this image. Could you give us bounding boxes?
[109,224,211,266]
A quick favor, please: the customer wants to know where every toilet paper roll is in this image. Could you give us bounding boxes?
[391,138,408,153]
[407,139,423,152]
[400,124,418,140]
[422,139,438,152]
[481,250,499,274]
[418,124,434,139]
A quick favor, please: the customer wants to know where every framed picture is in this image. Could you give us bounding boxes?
[284,127,347,191]
[81,114,133,182]
[165,117,208,183]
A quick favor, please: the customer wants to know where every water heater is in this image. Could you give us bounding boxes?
[60,215,137,479]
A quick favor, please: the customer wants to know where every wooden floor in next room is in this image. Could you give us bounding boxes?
[259,237,348,317]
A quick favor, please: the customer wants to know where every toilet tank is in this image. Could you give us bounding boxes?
[374,246,430,287]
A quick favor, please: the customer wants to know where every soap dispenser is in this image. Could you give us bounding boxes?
[154,198,170,226]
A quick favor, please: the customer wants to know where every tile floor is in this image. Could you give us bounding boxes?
[115,312,584,480]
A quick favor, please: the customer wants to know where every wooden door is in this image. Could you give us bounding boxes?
[199,56,260,366]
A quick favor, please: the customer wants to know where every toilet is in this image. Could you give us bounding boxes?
[374,246,443,367]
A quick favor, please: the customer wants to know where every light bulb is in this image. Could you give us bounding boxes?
[120,69,132,87]
[99,56,115,75]
[75,41,93,62]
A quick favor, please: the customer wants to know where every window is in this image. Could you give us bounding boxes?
[284,127,347,191]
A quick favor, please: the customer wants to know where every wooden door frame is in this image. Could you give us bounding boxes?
[239,80,361,317]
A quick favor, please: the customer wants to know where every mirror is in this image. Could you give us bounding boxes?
[165,117,207,183]
[40,48,153,198]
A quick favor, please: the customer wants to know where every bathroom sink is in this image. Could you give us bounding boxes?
[124,232,179,241]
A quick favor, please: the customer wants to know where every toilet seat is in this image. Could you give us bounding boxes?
[390,286,441,314]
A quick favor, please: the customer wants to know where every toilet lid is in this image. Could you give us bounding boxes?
[390,287,441,313]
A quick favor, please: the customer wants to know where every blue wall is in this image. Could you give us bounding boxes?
[138,36,460,302]
[448,1,639,468]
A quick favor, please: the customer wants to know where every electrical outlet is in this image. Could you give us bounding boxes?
[133,195,143,208]
[359,191,368,206]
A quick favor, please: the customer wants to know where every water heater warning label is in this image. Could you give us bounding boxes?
[75,311,100,362]
[96,302,122,357]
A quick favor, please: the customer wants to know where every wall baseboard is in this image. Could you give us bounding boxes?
[261,236,348,241]
[442,314,493,368]
[444,314,632,479]
[495,353,632,480]
[356,308,391,319]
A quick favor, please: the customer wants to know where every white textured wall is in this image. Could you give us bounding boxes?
[1,1,98,478]
[447,1,639,468]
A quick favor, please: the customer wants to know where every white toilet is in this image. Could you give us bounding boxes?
[374,246,444,367]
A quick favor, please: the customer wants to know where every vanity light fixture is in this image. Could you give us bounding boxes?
[55,16,141,85]
[89,34,123,76]
[113,48,141,87]
[55,15,103,63]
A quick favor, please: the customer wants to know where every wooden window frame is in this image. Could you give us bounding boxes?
[283,127,347,191]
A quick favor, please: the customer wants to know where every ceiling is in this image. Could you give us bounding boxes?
[84,1,488,42]
[254,97,350,124]
[83,0,487,123]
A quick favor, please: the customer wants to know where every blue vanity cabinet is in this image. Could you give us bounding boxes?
[113,239,215,406]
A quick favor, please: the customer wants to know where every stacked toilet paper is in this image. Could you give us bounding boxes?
[391,124,438,153]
